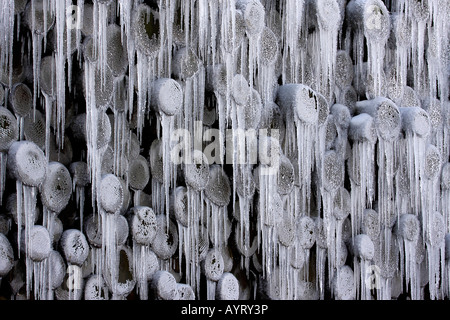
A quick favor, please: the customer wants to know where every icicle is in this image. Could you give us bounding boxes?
[0,0,15,87]
[130,206,158,300]
[349,114,377,240]
[279,0,304,84]
[314,0,341,100]
[54,1,67,149]
[347,0,391,97]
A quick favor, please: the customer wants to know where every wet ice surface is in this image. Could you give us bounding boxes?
[0,0,448,300]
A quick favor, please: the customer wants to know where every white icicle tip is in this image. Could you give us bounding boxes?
[130,206,157,246]
[333,265,356,300]
[216,272,240,300]
[99,174,124,214]
[151,78,183,117]
[151,270,179,300]
[8,141,47,187]
[60,229,89,266]
[353,234,374,260]
[40,162,72,213]
[0,106,19,152]
[0,233,14,276]
[21,225,51,262]
[205,165,231,207]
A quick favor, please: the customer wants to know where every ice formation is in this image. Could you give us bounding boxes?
[0,0,448,301]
